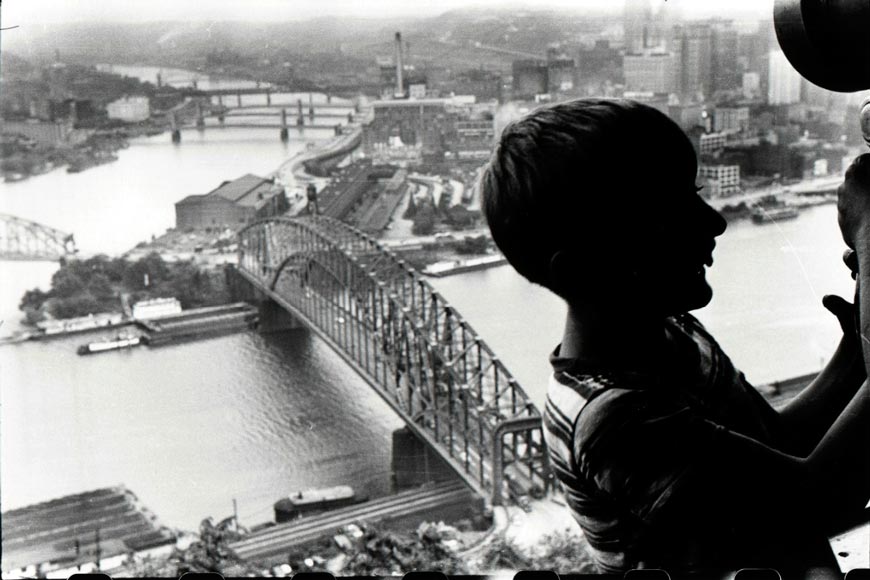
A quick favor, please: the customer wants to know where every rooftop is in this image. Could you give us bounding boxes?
[210,173,278,208]
[176,174,283,210]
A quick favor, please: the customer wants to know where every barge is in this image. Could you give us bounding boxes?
[142,302,259,346]
[422,254,507,277]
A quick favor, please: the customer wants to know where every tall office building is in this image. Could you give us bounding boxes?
[624,0,653,53]
[624,53,678,93]
[682,24,713,102]
[512,60,549,98]
[767,50,802,104]
[711,21,740,95]
[624,0,681,53]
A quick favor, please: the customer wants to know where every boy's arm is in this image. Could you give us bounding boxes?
[776,284,865,455]
[759,380,869,522]
[776,155,870,454]
[837,154,870,369]
[588,382,870,535]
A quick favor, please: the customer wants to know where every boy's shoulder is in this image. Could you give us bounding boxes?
[572,379,683,446]
[548,367,671,442]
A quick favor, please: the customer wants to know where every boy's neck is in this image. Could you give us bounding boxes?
[560,302,670,371]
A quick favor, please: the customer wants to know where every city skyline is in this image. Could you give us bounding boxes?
[2,0,775,26]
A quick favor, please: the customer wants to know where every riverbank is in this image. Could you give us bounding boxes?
[717,190,837,222]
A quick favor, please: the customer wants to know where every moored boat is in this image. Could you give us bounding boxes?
[750,205,800,224]
[77,333,143,355]
[273,485,366,523]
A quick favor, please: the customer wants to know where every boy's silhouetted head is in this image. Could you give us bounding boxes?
[482,98,726,316]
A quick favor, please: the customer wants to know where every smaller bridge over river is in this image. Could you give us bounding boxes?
[0,214,76,261]
[236,216,552,507]
[166,95,361,143]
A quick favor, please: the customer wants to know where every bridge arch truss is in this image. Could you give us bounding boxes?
[0,214,76,261]
[238,216,551,506]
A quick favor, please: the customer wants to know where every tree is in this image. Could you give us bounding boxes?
[320,524,468,577]
[19,287,50,311]
[412,205,436,236]
[87,272,115,302]
[51,268,86,299]
[51,294,102,318]
[476,530,596,575]
[404,195,418,219]
[455,235,489,255]
[123,253,169,290]
[169,261,212,308]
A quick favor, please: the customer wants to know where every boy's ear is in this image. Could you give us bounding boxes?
[549,250,582,295]
[549,249,626,298]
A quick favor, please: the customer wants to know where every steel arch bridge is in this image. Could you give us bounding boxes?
[237,215,551,506]
[0,214,77,261]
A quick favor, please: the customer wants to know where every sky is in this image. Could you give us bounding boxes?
[1,0,775,26]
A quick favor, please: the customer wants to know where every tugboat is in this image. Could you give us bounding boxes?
[750,195,800,224]
[750,205,800,224]
[77,332,144,355]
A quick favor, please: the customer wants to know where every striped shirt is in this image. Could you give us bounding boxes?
[543,313,837,574]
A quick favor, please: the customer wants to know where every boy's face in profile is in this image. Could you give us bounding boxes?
[616,150,728,317]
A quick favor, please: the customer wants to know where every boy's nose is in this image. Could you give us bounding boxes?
[703,203,727,237]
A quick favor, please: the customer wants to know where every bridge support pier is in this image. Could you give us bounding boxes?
[225,265,302,331]
[391,427,456,491]
[257,298,304,332]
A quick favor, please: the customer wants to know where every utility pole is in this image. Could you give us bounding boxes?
[94,528,102,571]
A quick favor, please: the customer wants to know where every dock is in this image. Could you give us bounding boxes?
[140,302,258,346]
[1,487,176,576]
[421,255,507,277]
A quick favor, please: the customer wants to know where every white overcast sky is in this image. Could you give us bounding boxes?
[2,0,774,26]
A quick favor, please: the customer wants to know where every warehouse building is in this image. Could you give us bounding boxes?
[175,174,289,230]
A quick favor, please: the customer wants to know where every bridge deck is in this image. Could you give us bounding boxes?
[212,104,357,111]
[236,216,550,507]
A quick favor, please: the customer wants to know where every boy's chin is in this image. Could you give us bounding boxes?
[661,281,714,315]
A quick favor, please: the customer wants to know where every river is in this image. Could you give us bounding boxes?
[0,68,858,532]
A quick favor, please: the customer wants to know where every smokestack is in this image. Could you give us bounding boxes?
[395,31,404,98]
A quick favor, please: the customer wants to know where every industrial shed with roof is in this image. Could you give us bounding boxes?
[174,174,289,230]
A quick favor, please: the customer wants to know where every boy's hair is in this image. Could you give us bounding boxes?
[481,98,697,296]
